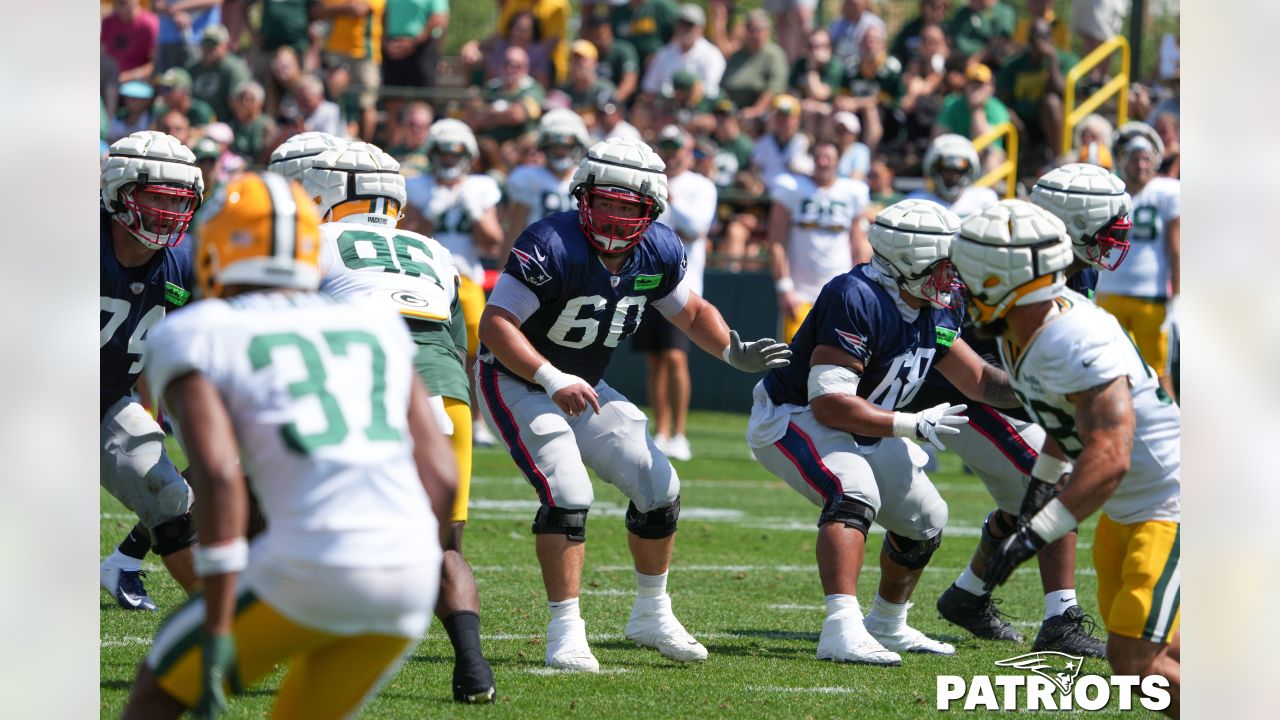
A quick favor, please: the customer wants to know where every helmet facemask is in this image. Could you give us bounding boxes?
[931,155,974,202]
[543,137,584,174]
[882,255,964,310]
[1080,213,1132,271]
[577,185,657,253]
[118,182,201,249]
[430,143,471,181]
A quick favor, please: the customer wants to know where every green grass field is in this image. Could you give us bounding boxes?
[100,409,1156,718]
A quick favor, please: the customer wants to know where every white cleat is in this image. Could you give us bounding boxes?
[653,434,670,455]
[864,613,956,655]
[473,421,498,448]
[665,434,692,462]
[625,594,708,662]
[816,612,902,665]
[545,617,600,672]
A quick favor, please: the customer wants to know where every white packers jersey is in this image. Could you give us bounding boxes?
[906,186,999,219]
[1095,176,1179,299]
[772,174,870,301]
[144,293,439,567]
[506,164,576,225]
[404,173,502,284]
[318,221,460,323]
[998,290,1180,523]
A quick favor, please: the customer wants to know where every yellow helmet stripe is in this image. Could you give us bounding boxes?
[261,172,297,264]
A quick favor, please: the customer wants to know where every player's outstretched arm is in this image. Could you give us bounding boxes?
[933,338,1021,409]
[478,303,600,415]
[407,375,458,542]
[665,292,792,372]
[163,371,248,717]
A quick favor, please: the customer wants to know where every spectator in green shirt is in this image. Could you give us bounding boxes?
[467,45,546,170]
[552,40,617,118]
[228,79,276,165]
[186,24,251,123]
[934,61,1010,169]
[583,10,639,103]
[945,0,1015,62]
[386,101,434,176]
[790,28,846,111]
[383,0,449,89]
[839,24,900,151]
[611,0,679,69]
[996,18,1078,166]
[720,10,789,121]
[154,67,217,126]
[890,0,951,66]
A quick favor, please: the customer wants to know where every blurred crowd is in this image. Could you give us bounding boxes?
[101,0,1180,270]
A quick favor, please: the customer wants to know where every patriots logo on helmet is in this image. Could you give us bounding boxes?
[511,246,552,286]
[835,329,867,355]
[995,651,1084,696]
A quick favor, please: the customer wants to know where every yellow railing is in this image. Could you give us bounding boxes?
[973,122,1019,199]
[1061,35,1130,156]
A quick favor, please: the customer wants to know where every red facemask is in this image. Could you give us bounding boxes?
[120,183,200,248]
[1085,214,1132,271]
[577,186,656,253]
[921,260,964,309]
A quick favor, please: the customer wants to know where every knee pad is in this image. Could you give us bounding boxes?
[884,531,942,570]
[151,511,196,556]
[532,505,588,542]
[981,509,1017,547]
[818,496,876,536]
[625,497,680,540]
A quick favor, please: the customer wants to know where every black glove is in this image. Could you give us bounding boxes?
[983,524,1046,592]
[1019,478,1059,523]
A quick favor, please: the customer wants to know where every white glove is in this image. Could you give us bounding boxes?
[1159,295,1179,335]
[893,403,969,451]
[722,330,793,373]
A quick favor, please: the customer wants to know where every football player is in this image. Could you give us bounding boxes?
[926,163,1133,654]
[302,141,496,703]
[769,140,872,343]
[404,119,504,446]
[906,134,999,219]
[100,131,204,610]
[747,198,1024,665]
[476,137,790,672]
[1094,122,1180,397]
[952,200,1180,718]
[502,108,590,253]
[123,172,455,720]
[266,130,349,182]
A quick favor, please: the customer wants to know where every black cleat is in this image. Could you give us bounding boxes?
[937,584,1024,642]
[453,653,496,704]
[1033,605,1106,658]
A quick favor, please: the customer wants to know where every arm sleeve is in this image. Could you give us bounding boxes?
[653,276,691,318]
[486,272,542,324]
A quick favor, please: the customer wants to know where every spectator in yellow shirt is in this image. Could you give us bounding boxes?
[312,0,386,140]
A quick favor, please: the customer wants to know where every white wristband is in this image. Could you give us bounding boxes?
[891,412,918,439]
[1030,453,1073,483]
[1028,498,1078,544]
[775,277,795,293]
[533,362,584,397]
[193,538,249,577]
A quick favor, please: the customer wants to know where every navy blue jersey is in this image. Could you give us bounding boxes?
[487,211,687,386]
[763,264,961,446]
[100,212,195,415]
[909,267,1102,414]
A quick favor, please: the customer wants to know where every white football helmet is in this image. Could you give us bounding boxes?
[570,137,668,253]
[268,131,348,182]
[951,200,1074,328]
[923,134,981,203]
[868,199,963,309]
[1112,121,1164,169]
[425,119,479,181]
[101,131,205,250]
[1030,163,1133,270]
[538,108,591,174]
[302,142,406,226]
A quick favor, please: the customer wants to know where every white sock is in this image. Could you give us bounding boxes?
[635,570,668,599]
[954,565,988,597]
[548,598,581,621]
[107,548,142,573]
[870,593,910,621]
[824,593,862,617]
[1044,589,1078,619]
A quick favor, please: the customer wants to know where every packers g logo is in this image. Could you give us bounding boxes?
[390,290,429,309]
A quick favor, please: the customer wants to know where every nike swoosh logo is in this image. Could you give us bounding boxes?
[119,593,144,608]
[534,247,547,262]
[1082,358,1096,368]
